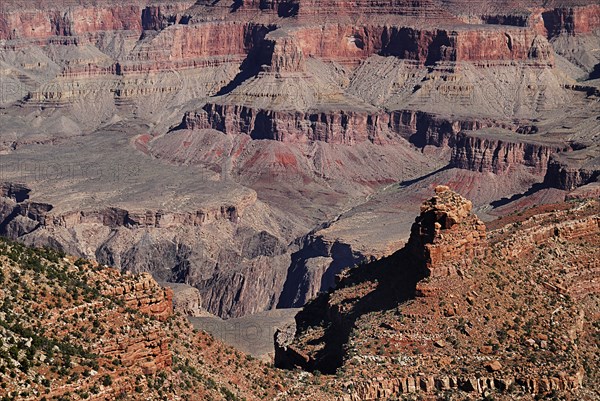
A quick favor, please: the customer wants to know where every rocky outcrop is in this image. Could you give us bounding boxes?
[187,104,389,144]
[543,147,599,190]
[262,31,306,73]
[542,5,600,38]
[164,282,207,317]
[276,192,599,398]
[450,131,563,175]
[0,182,30,202]
[35,259,174,378]
[141,2,195,31]
[276,187,486,372]
[337,373,583,400]
[56,269,174,376]
[102,271,174,321]
[0,185,54,237]
[490,200,600,300]
[496,211,600,260]
[407,185,487,278]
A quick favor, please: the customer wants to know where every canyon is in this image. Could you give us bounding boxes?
[1,188,597,400]
[0,0,598,326]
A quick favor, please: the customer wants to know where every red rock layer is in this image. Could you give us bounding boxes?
[450,132,564,175]
[0,5,144,40]
[541,5,600,37]
[186,105,527,147]
[286,24,553,67]
[187,104,389,144]
[119,22,271,73]
[99,270,174,374]
[0,0,200,39]
[103,272,174,321]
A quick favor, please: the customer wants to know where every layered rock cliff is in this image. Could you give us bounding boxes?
[543,146,600,190]
[185,104,388,144]
[0,181,293,319]
[450,131,565,175]
[542,4,600,38]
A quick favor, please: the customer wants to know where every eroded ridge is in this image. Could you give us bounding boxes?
[276,188,600,400]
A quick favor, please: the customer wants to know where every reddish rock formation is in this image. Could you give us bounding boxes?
[98,271,173,375]
[268,24,554,67]
[276,187,486,371]
[152,22,260,62]
[0,0,199,40]
[450,131,564,175]
[187,104,388,144]
[543,147,600,190]
[0,4,144,40]
[103,271,174,321]
[542,5,600,38]
[141,2,196,31]
[263,33,306,73]
[407,185,487,278]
